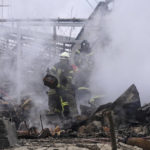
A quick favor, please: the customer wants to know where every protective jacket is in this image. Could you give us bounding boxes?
[74,48,94,106]
[45,59,77,117]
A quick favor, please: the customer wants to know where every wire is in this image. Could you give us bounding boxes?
[85,0,94,9]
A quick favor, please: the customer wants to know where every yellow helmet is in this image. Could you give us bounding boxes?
[60,52,70,59]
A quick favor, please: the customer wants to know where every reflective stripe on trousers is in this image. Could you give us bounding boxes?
[60,96,69,112]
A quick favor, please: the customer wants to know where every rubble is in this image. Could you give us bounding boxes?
[1,84,150,150]
[85,85,141,128]
[112,84,141,127]
[5,138,143,150]
[72,84,142,136]
[92,84,141,128]
[137,103,150,123]
[17,125,66,139]
[118,142,142,150]
[129,125,150,137]
[127,137,150,150]
[38,128,51,138]
[80,105,94,116]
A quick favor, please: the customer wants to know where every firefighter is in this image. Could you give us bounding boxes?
[74,40,94,107]
[74,40,93,68]
[43,52,78,118]
[20,97,33,120]
[74,41,104,112]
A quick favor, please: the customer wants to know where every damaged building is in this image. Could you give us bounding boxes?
[0,0,150,150]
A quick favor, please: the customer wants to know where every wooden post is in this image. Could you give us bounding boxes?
[40,114,44,130]
[107,111,117,150]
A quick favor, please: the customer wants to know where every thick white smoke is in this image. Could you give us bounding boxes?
[0,24,61,128]
[91,0,150,105]
[0,0,98,127]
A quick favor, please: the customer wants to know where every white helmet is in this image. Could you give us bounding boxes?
[60,52,70,59]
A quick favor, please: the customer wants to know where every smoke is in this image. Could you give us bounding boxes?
[11,0,95,18]
[0,0,149,127]
[0,0,100,127]
[90,0,150,105]
[0,23,61,128]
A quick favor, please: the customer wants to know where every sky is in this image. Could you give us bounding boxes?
[2,0,102,19]
[0,0,104,38]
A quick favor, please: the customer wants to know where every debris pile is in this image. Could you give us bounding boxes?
[75,84,142,137]
[17,125,65,139]
[1,84,150,150]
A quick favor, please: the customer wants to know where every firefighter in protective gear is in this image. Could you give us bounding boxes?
[74,40,93,68]
[44,51,78,118]
[60,51,70,58]
[74,40,94,107]
[18,97,34,122]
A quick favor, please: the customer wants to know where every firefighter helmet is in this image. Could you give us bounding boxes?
[60,52,70,59]
[81,40,89,49]
[81,40,91,53]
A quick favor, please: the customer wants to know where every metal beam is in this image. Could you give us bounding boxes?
[0,18,87,27]
[0,5,9,7]
[0,25,82,43]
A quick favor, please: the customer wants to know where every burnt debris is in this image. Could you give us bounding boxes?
[0,84,150,150]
